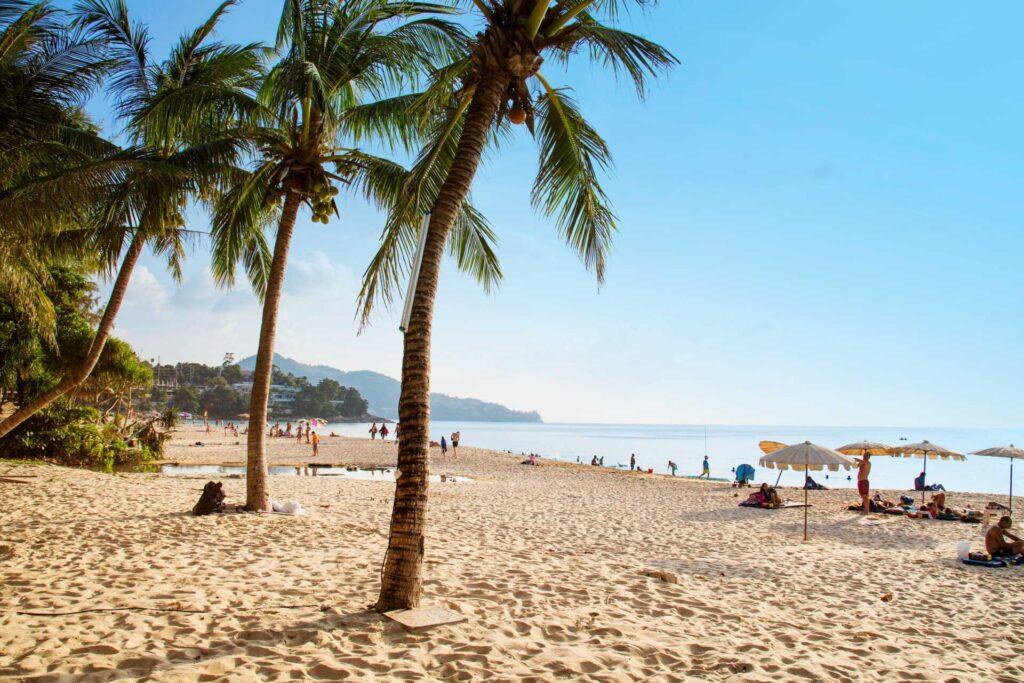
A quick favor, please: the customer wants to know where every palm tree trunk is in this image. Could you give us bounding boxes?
[244,188,301,512]
[375,74,509,611]
[0,234,146,440]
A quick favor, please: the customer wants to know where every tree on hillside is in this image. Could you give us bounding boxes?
[367,0,677,610]
[291,378,367,419]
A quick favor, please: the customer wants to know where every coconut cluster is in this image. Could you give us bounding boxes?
[309,179,339,224]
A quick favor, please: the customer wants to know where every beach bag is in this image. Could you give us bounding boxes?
[956,541,971,560]
[192,481,225,516]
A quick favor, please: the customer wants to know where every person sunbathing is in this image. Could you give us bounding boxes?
[985,516,1024,557]
[743,484,782,508]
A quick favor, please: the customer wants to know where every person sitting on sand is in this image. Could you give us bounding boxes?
[804,475,825,490]
[914,471,946,492]
[744,484,782,509]
[985,516,1024,557]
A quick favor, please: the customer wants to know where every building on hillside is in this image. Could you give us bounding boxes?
[232,382,300,411]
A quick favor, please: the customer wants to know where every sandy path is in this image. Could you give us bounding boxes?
[1,426,1021,681]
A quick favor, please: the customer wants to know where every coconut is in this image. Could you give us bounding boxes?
[509,107,527,125]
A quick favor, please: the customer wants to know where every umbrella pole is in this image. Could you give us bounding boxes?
[804,461,809,541]
[921,455,928,506]
[775,469,783,487]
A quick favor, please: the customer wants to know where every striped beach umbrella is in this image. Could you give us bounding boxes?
[971,445,1024,515]
[836,441,891,456]
[759,441,857,541]
[888,440,965,505]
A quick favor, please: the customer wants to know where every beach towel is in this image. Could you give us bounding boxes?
[962,557,1007,568]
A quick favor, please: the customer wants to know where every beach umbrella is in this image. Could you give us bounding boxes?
[759,440,788,455]
[971,445,1024,515]
[759,441,790,485]
[888,440,965,505]
[759,441,856,541]
[836,441,891,456]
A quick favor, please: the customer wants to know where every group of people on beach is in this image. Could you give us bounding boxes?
[368,422,391,440]
[438,432,459,455]
[268,421,310,441]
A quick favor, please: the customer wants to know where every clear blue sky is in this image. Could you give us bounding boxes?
[91,1,1024,427]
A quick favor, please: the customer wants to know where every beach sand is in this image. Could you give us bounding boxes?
[1,425,1022,681]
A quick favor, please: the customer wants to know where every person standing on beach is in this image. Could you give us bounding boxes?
[311,431,319,458]
[369,422,378,440]
[451,431,460,455]
[440,435,448,455]
[380,423,389,440]
[668,461,678,476]
[630,454,636,471]
[698,455,710,479]
[856,453,872,513]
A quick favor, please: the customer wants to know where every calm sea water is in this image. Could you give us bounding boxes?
[319,421,1023,497]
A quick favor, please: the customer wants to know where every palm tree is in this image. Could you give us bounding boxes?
[368,0,678,610]
[0,0,261,438]
[211,0,501,512]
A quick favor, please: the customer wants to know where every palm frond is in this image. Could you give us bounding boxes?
[531,77,615,282]
[550,20,677,97]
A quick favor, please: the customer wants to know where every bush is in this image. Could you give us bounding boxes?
[0,403,155,470]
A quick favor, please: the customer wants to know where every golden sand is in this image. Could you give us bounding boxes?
[1,425,1022,680]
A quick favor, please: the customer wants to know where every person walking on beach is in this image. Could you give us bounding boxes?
[440,435,448,456]
[630,453,636,471]
[668,460,678,476]
[311,431,319,458]
[369,422,378,440]
[380,423,389,440]
[451,431,460,455]
[856,453,872,513]
[698,455,710,479]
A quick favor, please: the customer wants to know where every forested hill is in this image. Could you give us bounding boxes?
[239,354,542,423]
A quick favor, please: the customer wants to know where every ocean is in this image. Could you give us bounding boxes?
[319,421,1022,498]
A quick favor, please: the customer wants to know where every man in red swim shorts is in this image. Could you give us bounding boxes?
[856,453,872,513]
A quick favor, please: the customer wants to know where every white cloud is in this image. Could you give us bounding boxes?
[123,265,166,308]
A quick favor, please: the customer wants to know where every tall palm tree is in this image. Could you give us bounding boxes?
[211,0,501,512]
[367,0,678,610]
[0,0,262,438]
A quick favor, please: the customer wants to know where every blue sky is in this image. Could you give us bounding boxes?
[92,1,1024,426]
